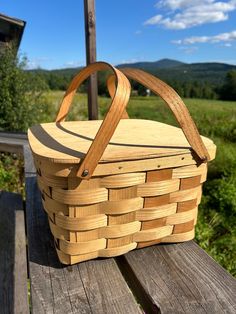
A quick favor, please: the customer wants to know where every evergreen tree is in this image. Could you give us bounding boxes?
[220,70,236,101]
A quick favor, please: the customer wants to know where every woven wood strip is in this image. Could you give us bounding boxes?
[177,199,198,212]
[52,187,108,205]
[169,186,202,202]
[108,212,136,225]
[172,164,207,178]
[34,152,199,177]
[101,221,141,238]
[135,204,177,221]
[173,220,195,234]
[137,179,180,197]
[180,176,201,190]
[137,239,162,249]
[107,235,133,248]
[146,169,173,182]
[101,172,146,188]
[133,226,173,242]
[141,218,167,230]
[144,194,170,207]
[55,214,108,231]
[109,186,138,201]
[59,238,107,255]
[162,229,195,242]
[43,194,144,216]
[99,243,137,257]
[166,208,197,224]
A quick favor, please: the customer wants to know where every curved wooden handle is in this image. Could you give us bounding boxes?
[119,68,210,162]
[56,62,131,179]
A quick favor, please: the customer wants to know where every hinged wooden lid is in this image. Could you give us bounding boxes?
[28,119,216,164]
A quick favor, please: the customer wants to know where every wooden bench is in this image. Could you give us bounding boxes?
[1,132,236,313]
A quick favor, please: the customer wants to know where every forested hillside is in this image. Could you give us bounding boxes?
[28,59,236,100]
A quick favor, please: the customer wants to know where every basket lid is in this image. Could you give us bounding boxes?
[28,119,216,164]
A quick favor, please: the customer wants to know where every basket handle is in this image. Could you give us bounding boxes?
[84,67,210,178]
[56,61,131,179]
[119,68,210,162]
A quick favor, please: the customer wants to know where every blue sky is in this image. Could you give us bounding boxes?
[1,0,236,69]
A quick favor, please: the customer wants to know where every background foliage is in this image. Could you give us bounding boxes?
[0,47,50,131]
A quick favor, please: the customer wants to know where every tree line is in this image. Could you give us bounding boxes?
[1,46,236,133]
[34,68,236,101]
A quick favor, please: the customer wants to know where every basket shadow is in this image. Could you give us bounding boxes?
[27,176,67,269]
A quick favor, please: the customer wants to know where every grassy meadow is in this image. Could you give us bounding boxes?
[1,90,236,275]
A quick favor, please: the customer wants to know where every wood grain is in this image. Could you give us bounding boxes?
[32,152,206,178]
[0,191,29,314]
[118,241,236,314]
[28,119,216,164]
[84,0,98,120]
[77,259,142,313]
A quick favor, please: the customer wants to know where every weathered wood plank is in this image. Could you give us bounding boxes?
[25,175,55,313]
[0,191,29,314]
[119,241,236,314]
[76,259,143,313]
[0,131,27,155]
[24,146,141,314]
[0,131,27,140]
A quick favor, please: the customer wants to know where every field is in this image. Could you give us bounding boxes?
[1,91,236,275]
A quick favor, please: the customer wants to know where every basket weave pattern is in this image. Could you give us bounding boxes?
[29,62,215,264]
[36,160,207,265]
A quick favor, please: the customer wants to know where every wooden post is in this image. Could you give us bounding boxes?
[84,0,98,120]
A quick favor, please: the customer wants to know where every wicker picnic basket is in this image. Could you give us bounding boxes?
[28,62,216,265]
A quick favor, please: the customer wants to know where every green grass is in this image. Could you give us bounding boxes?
[1,91,236,276]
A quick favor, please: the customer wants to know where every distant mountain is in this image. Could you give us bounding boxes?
[29,58,236,87]
[116,59,236,85]
[117,58,186,70]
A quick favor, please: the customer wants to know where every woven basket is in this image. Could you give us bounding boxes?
[28,62,216,265]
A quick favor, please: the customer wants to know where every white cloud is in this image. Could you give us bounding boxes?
[120,58,140,64]
[156,0,215,11]
[144,0,236,29]
[178,46,199,54]
[172,30,236,44]
[63,60,83,68]
[144,14,163,25]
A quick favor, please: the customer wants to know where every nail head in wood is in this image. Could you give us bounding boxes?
[82,169,89,177]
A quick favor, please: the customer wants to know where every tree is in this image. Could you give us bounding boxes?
[219,70,236,101]
[0,47,49,131]
[183,82,192,98]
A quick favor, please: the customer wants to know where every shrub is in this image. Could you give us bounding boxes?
[0,47,49,131]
